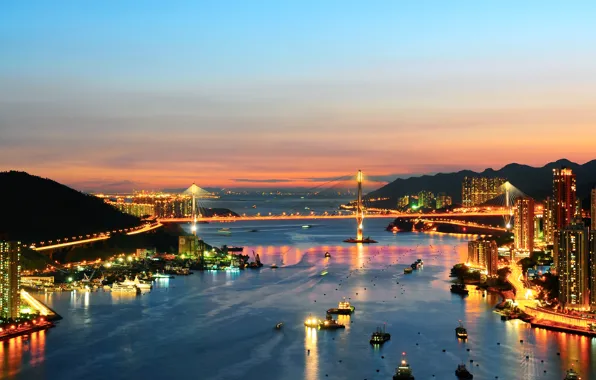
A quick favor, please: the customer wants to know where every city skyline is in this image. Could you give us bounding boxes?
[3,1,596,191]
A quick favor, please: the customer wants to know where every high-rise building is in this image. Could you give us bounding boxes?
[555,220,590,308]
[467,240,498,275]
[543,197,556,245]
[436,193,452,209]
[0,241,21,320]
[417,191,435,209]
[462,177,506,207]
[397,195,410,209]
[514,197,535,253]
[553,167,577,230]
[591,231,596,307]
[591,188,596,230]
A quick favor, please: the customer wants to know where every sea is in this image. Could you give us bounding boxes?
[4,197,595,380]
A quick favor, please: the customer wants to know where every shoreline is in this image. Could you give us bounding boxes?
[0,321,55,342]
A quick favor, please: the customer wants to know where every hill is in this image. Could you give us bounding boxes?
[0,171,141,243]
[366,159,596,206]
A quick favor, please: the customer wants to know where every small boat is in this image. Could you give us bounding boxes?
[327,298,355,315]
[252,205,257,208]
[304,315,320,328]
[319,314,345,330]
[455,363,473,379]
[370,325,391,345]
[564,368,581,380]
[153,272,175,279]
[218,228,232,235]
[271,263,278,269]
[324,252,331,258]
[451,283,469,295]
[248,229,258,232]
[404,267,413,274]
[393,352,415,380]
[302,225,312,229]
[455,320,468,339]
[275,322,283,330]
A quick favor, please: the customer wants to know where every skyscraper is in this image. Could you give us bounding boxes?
[462,177,506,207]
[467,240,498,275]
[436,193,452,209]
[591,230,596,307]
[553,167,577,230]
[417,190,435,209]
[514,197,535,253]
[0,241,21,319]
[543,197,556,245]
[591,188,596,230]
[555,220,590,308]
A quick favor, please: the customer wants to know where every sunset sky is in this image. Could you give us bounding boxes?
[2,1,596,192]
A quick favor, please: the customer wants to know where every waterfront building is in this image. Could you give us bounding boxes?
[109,201,155,218]
[467,240,498,275]
[179,235,200,258]
[461,177,506,207]
[514,197,535,253]
[417,190,435,209]
[555,220,590,308]
[0,241,21,320]
[591,188,596,230]
[397,195,410,209]
[435,193,452,209]
[553,167,577,230]
[543,197,556,245]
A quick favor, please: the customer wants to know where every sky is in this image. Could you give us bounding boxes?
[2,1,596,192]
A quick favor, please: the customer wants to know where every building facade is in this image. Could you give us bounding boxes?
[514,197,535,253]
[553,167,577,230]
[0,241,21,320]
[591,231,596,307]
[591,188,596,230]
[462,177,506,207]
[417,191,435,209]
[555,220,590,308]
[467,240,498,275]
[543,197,556,245]
[436,193,452,209]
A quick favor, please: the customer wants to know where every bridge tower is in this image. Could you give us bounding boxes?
[344,170,377,244]
[184,183,203,236]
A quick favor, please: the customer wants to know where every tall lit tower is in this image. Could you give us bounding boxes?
[184,183,204,236]
[553,168,577,230]
[555,219,590,308]
[356,170,363,241]
[0,241,21,319]
[514,197,535,253]
[591,187,596,230]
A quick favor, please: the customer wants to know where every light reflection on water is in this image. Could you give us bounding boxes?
[3,218,596,379]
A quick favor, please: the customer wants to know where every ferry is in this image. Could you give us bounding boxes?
[404,267,413,274]
[218,228,232,235]
[132,276,152,290]
[302,225,312,229]
[451,283,469,295]
[370,325,391,345]
[455,320,468,339]
[304,315,320,328]
[393,352,415,380]
[455,363,473,379]
[111,281,140,294]
[564,368,581,380]
[319,314,345,330]
[327,298,355,315]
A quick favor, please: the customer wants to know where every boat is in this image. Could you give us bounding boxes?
[564,368,581,380]
[248,229,258,232]
[302,225,312,229]
[324,252,331,258]
[252,205,257,208]
[111,281,140,294]
[393,352,415,380]
[218,228,232,235]
[370,325,391,345]
[153,272,174,279]
[304,315,320,328]
[275,322,283,330]
[133,276,152,290]
[455,320,468,339]
[327,298,355,315]
[404,267,413,274]
[319,314,345,330]
[451,283,469,295]
[271,263,278,269]
[455,363,473,379]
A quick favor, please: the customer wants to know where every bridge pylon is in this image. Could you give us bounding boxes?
[344,170,377,244]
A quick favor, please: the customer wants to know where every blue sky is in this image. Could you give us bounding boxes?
[2,1,596,190]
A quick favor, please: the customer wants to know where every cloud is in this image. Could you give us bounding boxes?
[232,178,294,183]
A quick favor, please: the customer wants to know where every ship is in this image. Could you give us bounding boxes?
[455,320,468,339]
[451,283,469,295]
[325,252,331,258]
[455,363,473,379]
[369,325,390,345]
[564,368,581,380]
[327,298,355,315]
[218,228,232,235]
[111,281,140,294]
[319,314,345,330]
[153,272,175,279]
[304,315,320,328]
[271,263,278,269]
[393,352,415,380]
[404,267,413,274]
[132,276,152,290]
